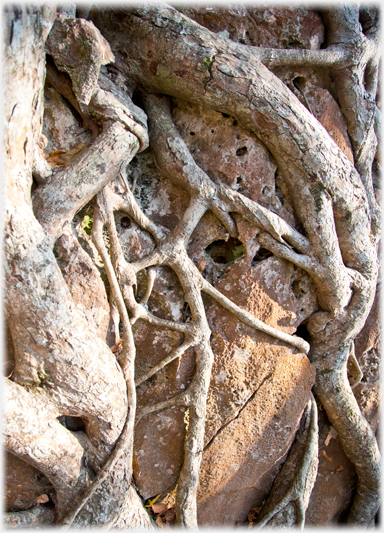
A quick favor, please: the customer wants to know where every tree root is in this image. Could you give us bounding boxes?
[4,505,55,528]
[252,393,318,528]
[58,192,139,527]
[313,343,380,525]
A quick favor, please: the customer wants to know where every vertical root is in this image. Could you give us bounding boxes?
[252,393,318,528]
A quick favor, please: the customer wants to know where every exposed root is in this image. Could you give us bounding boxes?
[202,281,310,354]
[4,506,55,528]
[252,393,318,528]
[135,339,194,387]
[58,194,138,527]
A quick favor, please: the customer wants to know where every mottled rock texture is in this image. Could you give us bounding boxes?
[5,453,53,512]
[180,6,324,50]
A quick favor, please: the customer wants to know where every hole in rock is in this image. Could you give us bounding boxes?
[293,76,307,89]
[295,323,310,343]
[236,146,248,157]
[251,247,273,266]
[190,131,195,136]
[222,112,230,118]
[205,237,245,264]
[120,216,131,229]
[292,278,307,298]
[288,40,302,49]
[58,416,86,432]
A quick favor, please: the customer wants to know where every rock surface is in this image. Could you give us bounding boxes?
[125,100,319,518]
[7,5,379,528]
[180,6,324,50]
[54,231,111,341]
[5,452,53,512]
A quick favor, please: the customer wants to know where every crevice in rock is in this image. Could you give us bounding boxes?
[295,323,311,343]
[203,372,274,453]
[205,237,245,265]
[58,416,86,432]
[251,247,273,266]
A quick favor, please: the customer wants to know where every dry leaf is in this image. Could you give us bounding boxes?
[335,464,344,473]
[111,340,123,356]
[46,143,88,167]
[155,516,165,528]
[57,143,88,166]
[152,503,167,514]
[319,449,333,461]
[36,494,49,503]
[46,150,66,166]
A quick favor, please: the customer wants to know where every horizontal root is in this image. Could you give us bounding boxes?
[4,506,55,528]
[135,339,194,387]
[203,280,310,354]
[136,390,189,421]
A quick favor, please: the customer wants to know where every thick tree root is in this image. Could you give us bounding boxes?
[4,505,55,528]
[313,343,380,525]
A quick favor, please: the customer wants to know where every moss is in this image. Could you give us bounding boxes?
[82,214,93,236]
[36,369,53,387]
[227,243,246,263]
[310,182,327,213]
[202,55,215,71]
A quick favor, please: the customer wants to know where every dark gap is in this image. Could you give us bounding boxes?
[236,176,243,184]
[287,40,302,49]
[293,76,306,89]
[190,131,195,135]
[45,55,83,126]
[182,301,192,322]
[251,247,273,266]
[232,119,239,126]
[211,129,215,133]
[295,323,310,343]
[58,415,86,432]
[31,176,39,194]
[222,112,230,118]
[359,7,379,36]
[120,216,131,228]
[236,146,248,157]
[205,237,245,264]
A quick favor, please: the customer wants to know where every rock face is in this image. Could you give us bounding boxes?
[5,453,53,512]
[180,6,324,50]
[124,99,318,521]
[197,351,315,525]
[54,232,111,341]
